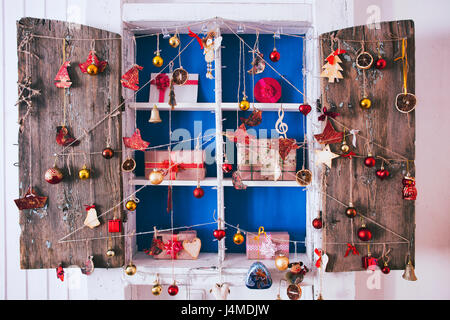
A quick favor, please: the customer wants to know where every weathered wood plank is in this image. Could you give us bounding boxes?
[320,20,415,272]
[17,17,124,269]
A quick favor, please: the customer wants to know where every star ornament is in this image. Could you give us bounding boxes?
[123,129,150,151]
[315,145,340,168]
[314,120,344,145]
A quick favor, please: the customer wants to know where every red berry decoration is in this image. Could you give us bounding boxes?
[357,225,372,241]
[168,283,179,296]
[312,218,323,229]
[44,166,63,184]
[364,154,376,167]
[269,49,280,62]
[376,167,390,180]
[222,163,233,173]
[102,147,114,159]
[193,187,205,199]
[213,229,226,241]
[299,104,312,116]
[381,264,390,274]
[375,58,387,70]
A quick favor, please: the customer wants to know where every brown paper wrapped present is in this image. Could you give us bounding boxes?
[152,230,201,260]
[145,150,206,181]
[237,139,296,181]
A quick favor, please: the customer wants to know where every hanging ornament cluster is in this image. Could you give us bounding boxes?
[79,50,108,75]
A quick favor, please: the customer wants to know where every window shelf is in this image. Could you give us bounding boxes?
[128,102,300,112]
[130,177,301,187]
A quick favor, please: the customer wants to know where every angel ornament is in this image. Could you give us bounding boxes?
[202,32,222,79]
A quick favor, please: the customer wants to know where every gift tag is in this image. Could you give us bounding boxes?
[245,262,272,289]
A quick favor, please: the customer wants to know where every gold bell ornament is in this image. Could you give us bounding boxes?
[340,136,350,154]
[149,104,162,123]
[402,256,418,281]
[106,249,115,257]
[233,227,245,245]
[169,33,180,48]
[124,262,137,276]
[78,165,90,180]
[359,96,372,109]
[152,274,163,296]
[239,96,250,111]
[125,197,139,211]
[275,252,290,271]
[152,33,164,67]
[149,169,164,185]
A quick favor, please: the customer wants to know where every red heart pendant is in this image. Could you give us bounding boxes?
[222,163,233,173]
[376,169,390,179]
[213,229,226,241]
[299,104,312,116]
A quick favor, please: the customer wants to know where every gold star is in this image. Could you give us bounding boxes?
[315,145,340,168]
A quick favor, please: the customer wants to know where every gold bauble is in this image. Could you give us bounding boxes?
[275,254,289,271]
[239,97,250,111]
[152,283,163,296]
[152,55,164,67]
[169,36,180,48]
[106,249,115,257]
[78,165,90,180]
[149,169,164,185]
[359,97,372,109]
[233,231,244,245]
[87,64,98,75]
[124,263,137,276]
[340,141,350,154]
[125,199,137,211]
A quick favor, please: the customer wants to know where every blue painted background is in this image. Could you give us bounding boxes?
[134,33,307,253]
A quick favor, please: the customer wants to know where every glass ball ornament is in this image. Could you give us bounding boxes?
[169,36,180,48]
[357,225,372,241]
[106,249,115,257]
[364,154,376,167]
[376,167,390,180]
[124,263,137,276]
[312,218,323,229]
[168,283,179,296]
[152,283,163,296]
[149,169,164,185]
[345,206,357,218]
[152,54,164,67]
[233,231,244,245]
[125,199,137,211]
[193,187,205,199]
[340,141,350,154]
[359,97,372,109]
[375,58,387,70]
[239,97,250,111]
[102,147,114,159]
[269,49,280,62]
[222,163,233,174]
[381,263,390,274]
[275,253,289,271]
[87,64,98,75]
[78,165,90,180]
[44,166,63,184]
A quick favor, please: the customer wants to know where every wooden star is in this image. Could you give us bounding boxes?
[315,145,340,168]
[314,120,343,145]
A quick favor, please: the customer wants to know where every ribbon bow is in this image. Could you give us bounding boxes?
[188,28,204,49]
[314,248,323,268]
[344,243,360,257]
[326,49,347,65]
[164,239,183,259]
[151,73,170,90]
[349,129,360,147]
[318,107,340,121]
[342,151,356,159]
[84,205,95,211]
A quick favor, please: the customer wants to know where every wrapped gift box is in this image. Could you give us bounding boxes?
[149,72,199,103]
[145,150,206,181]
[237,139,297,181]
[246,231,290,260]
[152,230,200,260]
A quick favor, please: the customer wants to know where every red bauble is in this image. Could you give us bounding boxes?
[299,104,312,116]
[375,58,387,70]
[193,187,205,198]
[345,206,357,218]
[312,218,323,229]
[376,168,390,179]
[364,156,376,167]
[357,226,372,241]
[381,265,390,274]
[269,49,280,62]
[44,167,63,184]
[102,147,114,159]
[222,163,233,173]
[168,284,179,296]
[213,229,226,241]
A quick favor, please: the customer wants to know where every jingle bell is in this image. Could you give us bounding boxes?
[78,165,90,180]
[360,97,372,109]
[169,35,180,48]
[239,97,250,111]
[87,64,98,75]
[153,54,164,67]
[152,283,163,296]
[124,263,137,276]
[149,104,162,123]
[233,231,244,245]
[125,199,137,211]
[106,249,115,257]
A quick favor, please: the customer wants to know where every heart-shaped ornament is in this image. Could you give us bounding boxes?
[210,283,230,300]
[299,104,312,116]
[182,237,201,259]
[213,229,226,241]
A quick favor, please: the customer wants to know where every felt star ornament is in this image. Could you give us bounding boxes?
[315,145,340,168]
[123,129,150,151]
[314,120,344,145]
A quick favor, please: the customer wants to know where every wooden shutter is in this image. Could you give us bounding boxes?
[17,18,124,269]
[320,20,415,272]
